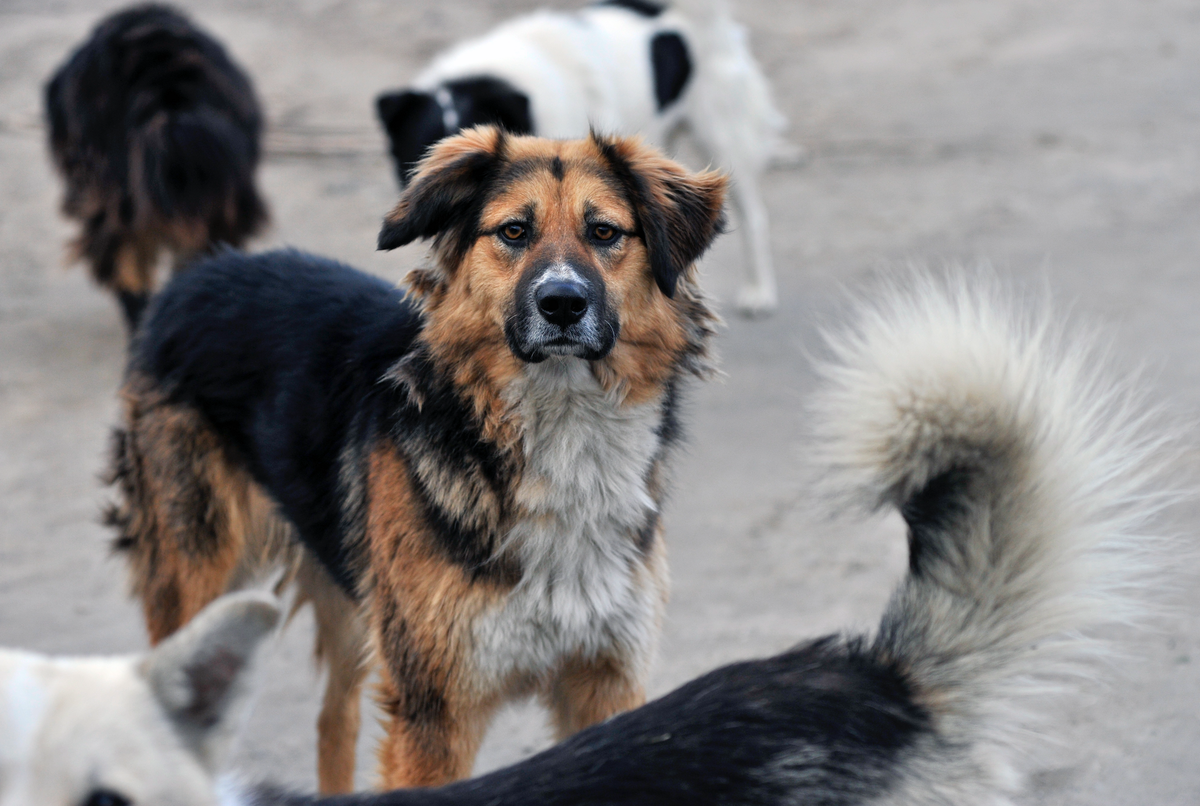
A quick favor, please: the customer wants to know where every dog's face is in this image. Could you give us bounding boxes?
[378,127,726,374]
[0,594,277,806]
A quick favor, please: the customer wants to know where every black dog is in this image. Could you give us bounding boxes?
[45,3,268,329]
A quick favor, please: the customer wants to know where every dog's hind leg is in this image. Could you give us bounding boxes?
[106,378,253,644]
[682,125,778,316]
[73,209,158,330]
[294,554,371,794]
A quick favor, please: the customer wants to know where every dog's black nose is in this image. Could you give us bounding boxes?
[536,280,588,327]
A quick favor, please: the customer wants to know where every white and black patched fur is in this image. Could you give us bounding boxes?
[375,0,789,315]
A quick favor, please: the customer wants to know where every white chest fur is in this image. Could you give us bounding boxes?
[471,359,665,686]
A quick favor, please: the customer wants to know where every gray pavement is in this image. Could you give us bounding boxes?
[1,0,1198,802]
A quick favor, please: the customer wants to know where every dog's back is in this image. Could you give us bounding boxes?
[45,4,268,328]
[118,250,421,591]
[413,4,684,140]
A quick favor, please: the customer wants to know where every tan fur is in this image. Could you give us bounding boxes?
[110,378,371,795]
[113,131,725,790]
[363,445,505,787]
[109,377,253,642]
[109,235,158,295]
[294,555,372,794]
[544,655,646,740]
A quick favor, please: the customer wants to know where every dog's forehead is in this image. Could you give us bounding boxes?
[481,142,634,229]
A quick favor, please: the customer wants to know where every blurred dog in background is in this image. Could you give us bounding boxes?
[45,4,268,330]
[376,0,788,316]
[6,277,1172,806]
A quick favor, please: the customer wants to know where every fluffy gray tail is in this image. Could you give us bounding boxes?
[811,274,1174,799]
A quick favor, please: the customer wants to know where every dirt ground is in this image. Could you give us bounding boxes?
[1,0,1198,801]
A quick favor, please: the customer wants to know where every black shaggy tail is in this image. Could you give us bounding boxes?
[241,276,1172,806]
[137,105,268,248]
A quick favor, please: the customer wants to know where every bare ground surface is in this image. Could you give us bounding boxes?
[2,0,1199,802]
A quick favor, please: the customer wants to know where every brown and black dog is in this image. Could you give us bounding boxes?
[104,127,725,792]
[45,4,268,329]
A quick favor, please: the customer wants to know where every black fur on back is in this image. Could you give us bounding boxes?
[376,77,532,186]
[254,637,930,806]
[131,250,425,590]
[45,4,267,309]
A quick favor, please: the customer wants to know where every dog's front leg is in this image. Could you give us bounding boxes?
[729,170,778,317]
[544,654,647,740]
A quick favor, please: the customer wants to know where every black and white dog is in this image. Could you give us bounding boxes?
[375,0,788,315]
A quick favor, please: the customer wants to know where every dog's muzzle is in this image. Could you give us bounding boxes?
[506,263,617,362]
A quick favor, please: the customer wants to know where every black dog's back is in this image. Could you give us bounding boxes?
[46,4,268,327]
[258,637,927,806]
[133,250,422,585]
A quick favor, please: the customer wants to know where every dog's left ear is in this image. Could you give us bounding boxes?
[377,125,505,260]
[139,592,280,769]
[594,134,728,298]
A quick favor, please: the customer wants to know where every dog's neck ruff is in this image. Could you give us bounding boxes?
[471,357,665,685]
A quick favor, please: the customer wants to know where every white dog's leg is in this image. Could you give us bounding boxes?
[728,169,777,316]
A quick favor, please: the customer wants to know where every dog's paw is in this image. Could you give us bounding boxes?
[735,284,777,318]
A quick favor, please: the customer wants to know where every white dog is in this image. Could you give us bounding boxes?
[0,593,278,806]
[0,278,1172,805]
[375,0,789,315]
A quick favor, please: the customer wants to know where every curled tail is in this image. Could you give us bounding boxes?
[812,275,1174,799]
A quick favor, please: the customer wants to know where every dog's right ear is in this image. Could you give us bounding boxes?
[139,592,280,770]
[377,125,505,261]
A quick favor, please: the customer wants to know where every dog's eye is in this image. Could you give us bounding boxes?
[500,223,527,242]
[591,224,617,242]
[81,789,132,806]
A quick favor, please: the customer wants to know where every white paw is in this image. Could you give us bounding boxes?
[735,284,778,318]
